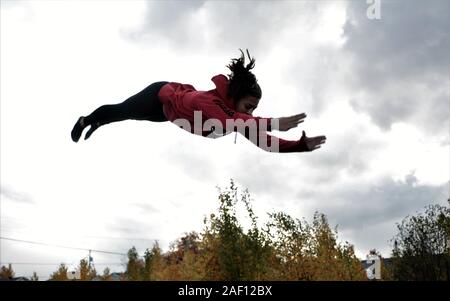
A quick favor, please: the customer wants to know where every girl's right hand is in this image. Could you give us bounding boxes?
[273,113,307,131]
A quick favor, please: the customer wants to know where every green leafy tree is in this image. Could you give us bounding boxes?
[391,201,450,280]
[125,246,144,280]
[266,211,365,280]
[142,243,165,280]
[309,212,365,280]
[203,181,273,280]
[30,271,39,281]
[0,264,15,280]
[49,264,69,281]
[100,267,112,281]
[78,258,97,280]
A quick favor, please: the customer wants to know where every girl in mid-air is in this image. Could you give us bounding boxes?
[71,50,326,153]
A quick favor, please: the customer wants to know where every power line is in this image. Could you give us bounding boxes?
[85,235,157,242]
[1,228,158,243]
[1,262,123,266]
[0,236,127,256]
[1,262,75,266]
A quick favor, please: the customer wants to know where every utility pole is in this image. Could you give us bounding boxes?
[88,250,92,269]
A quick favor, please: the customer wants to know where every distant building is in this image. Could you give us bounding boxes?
[360,249,393,280]
[365,252,381,280]
[91,272,123,281]
[110,272,122,281]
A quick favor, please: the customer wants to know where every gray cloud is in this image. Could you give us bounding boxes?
[233,152,448,231]
[232,120,385,203]
[125,0,206,48]
[283,173,450,256]
[344,0,449,82]
[105,218,162,252]
[108,218,152,236]
[162,143,218,183]
[302,131,385,180]
[342,0,449,133]
[124,0,321,55]
[132,202,160,214]
[327,175,449,256]
[0,185,34,204]
[323,176,449,230]
[231,155,296,204]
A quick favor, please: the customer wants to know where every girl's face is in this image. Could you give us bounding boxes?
[236,95,260,115]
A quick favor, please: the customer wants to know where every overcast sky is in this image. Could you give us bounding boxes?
[1,0,449,280]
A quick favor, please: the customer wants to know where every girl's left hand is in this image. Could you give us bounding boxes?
[299,131,326,151]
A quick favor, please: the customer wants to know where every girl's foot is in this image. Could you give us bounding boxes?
[71,117,86,142]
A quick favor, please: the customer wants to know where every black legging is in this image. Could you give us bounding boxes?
[84,81,169,127]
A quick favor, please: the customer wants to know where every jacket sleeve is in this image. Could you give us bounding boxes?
[195,97,272,132]
[252,132,309,153]
[195,98,308,153]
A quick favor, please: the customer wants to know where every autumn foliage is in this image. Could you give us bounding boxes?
[122,180,366,280]
[12,181,446,281]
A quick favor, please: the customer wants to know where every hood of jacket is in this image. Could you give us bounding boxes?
[211,74,236,110]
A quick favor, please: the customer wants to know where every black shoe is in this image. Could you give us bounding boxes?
[71,117,85,142]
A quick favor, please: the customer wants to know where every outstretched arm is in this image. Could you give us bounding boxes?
[196,98,307,132]
[246,130,326,153]
[195,98,325,152]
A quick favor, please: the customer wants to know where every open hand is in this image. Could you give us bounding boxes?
[275,113,307,131]
[299,130,326,151]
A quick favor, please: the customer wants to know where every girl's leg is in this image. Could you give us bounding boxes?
[71,81,169,142]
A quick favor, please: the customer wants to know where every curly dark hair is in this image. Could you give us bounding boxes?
[226,49,262,103]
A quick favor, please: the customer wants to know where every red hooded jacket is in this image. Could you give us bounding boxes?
[157,74,307,152]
